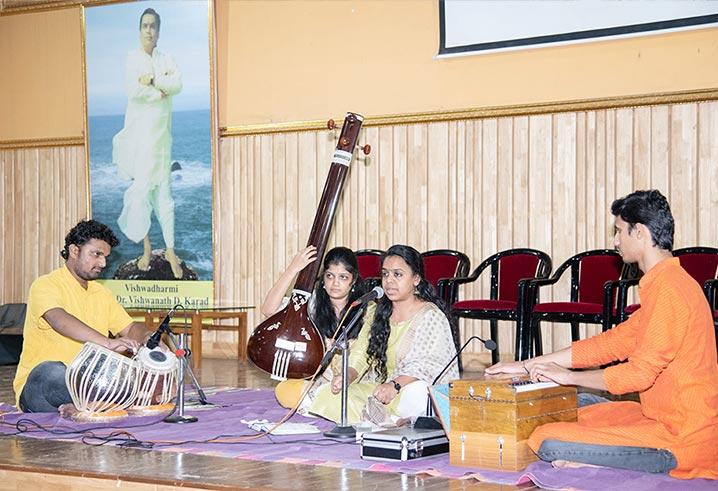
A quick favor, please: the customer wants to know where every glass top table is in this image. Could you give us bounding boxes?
[125,304,255,367]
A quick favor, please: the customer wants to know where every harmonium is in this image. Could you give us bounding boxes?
[449,376,577,471]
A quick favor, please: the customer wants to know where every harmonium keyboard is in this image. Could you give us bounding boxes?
[449,376,577,471]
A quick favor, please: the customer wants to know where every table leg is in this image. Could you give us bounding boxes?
[237,312,247,361]
[191,312,202,367]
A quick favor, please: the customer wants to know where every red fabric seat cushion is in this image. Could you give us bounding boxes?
[532,302,603,315]
[625,303,640,315]
[453,300,517,311]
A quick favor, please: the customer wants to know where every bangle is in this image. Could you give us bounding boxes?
[522,361,530,375]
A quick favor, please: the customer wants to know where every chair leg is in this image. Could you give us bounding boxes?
[451,316,463,373]
[532,318,543,357]
[490,319,499,365]
[571,322,580,342]
[515,314,529,362]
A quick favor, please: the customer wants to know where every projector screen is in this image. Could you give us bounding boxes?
[438,0,718,57]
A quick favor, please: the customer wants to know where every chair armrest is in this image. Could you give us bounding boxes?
[604,278,640,326]
[704,279,718,308]
[440,262,494,306]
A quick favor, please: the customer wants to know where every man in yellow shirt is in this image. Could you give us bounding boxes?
[13,220,154,413]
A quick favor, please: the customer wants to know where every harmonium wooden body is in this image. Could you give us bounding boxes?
[449,376,577,471]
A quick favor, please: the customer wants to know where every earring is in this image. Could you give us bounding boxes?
[414,285,420,295]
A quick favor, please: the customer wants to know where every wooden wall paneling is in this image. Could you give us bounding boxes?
[214,138,231,303]
[697,102,718,247]
[671,104,699,246]
[575,112,588,250]
[451,120,467,254]
[6,98,718,361]
[427,122,450,250]
[407,124,428,248]
[650,106,671,202]
[496,117,514,252]
[614,108,635,204]
[480,118,498,258]
[376,125,395,250]
[259,133,276,303]
[363,126,381,250]
[391,125,408,244]
[446,120,459,251]
[550,113,578,351]
[512,117,530,247]
[633,106,652,190]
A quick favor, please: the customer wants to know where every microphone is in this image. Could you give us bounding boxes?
[414,335,496,430]
[350,286,384,307]
[146,307,175,349]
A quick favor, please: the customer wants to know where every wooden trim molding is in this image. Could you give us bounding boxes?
[0,136,84,149]
[0,0,126,15]
[220,88,718,136]
[3,88,716,146]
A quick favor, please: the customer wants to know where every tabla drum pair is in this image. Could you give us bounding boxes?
[65,342,178,422]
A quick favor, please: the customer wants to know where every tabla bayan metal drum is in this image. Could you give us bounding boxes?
[65,342,140,422]
[128,346,178,415]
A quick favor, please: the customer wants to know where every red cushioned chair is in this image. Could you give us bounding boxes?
[355,249,383,289]
[522,249,632,358]
[421,249,471,305]
[611,246,718,325]
[445,249,552,366]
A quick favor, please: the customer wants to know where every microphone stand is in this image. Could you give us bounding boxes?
[414,335,496,430]
[161,315,209,424]
[323,303,367,439]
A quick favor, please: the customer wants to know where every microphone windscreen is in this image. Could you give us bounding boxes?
[374,286,384,299]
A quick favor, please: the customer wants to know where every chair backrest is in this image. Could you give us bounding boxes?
[355,249,383,280]
[0,303,27,333]
[421,249,471,290]
[573,250,625,304]
[674,247,718,286]
[496,250,552,301]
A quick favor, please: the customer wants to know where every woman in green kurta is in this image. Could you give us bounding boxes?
[307,244,459,425]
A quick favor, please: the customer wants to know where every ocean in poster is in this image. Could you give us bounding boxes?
[89,109,213,281]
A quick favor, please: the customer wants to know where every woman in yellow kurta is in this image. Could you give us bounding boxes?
[277,244,459,426]
[487,190,718,480]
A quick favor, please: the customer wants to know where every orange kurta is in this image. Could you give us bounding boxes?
[528,258,718,479]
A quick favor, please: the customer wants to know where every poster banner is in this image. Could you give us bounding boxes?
[84,0,213,308]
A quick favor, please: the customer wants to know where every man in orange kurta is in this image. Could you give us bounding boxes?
[487,190,718,480]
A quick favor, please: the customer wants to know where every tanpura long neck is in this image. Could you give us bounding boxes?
[293,112,364,293]
[294,164,349,293]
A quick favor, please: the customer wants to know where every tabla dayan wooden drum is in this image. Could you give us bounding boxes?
[128,346,178,415]
[65,342,141,422]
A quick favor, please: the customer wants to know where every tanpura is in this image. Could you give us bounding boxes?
[246,112,369,380]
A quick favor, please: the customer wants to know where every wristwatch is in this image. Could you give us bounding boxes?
[392,380,402,391]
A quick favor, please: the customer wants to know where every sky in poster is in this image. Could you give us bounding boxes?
[85,0,210,116]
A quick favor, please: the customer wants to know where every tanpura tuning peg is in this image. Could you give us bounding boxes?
[338,138,371,155]
[329,119,370,155]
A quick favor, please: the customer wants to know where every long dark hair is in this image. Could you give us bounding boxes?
[366,244,450,382]
[313,247,366,338]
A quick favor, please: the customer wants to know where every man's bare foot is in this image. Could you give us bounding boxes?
[137,253,151,271]
[165,248,183,279]
[58,403,79,419]
[551,459,605,470]
[138,235,152,271]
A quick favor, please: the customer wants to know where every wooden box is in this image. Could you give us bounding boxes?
[449,377,577,471]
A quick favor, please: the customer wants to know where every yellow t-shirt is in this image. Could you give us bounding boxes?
[13,265,133,406]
